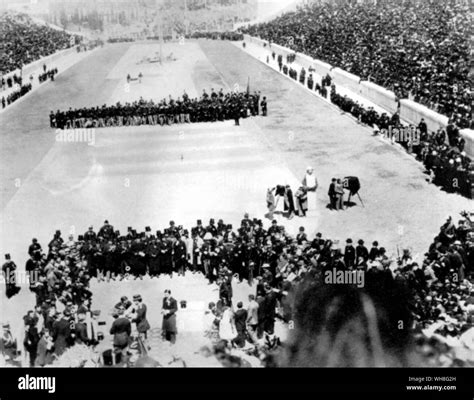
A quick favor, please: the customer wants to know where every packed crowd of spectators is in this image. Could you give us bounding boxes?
[261,45,474,199]
[0,12,79,75]
[50,89,265,130]
[2,210,473,367]
[328,85,473,199]
[242,0,472,129]
[410,211,474,366]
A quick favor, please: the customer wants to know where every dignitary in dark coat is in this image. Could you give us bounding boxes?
[2,254,21,298]
[284,185,296,219]
[74,313,89,345]
[52,310,72,356]
[356,240,370,264]
[147,240,161,277]
[110,306,132,350]
[261,96,268,116]
[344,239,356,269]
[328,178,337,210]
[173,236,187,276]
[161,290,178,344]
[23,314,40,366]
[131,294,151,339]
[232,302,248,348]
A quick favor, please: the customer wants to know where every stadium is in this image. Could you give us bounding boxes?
[0,0,473,370]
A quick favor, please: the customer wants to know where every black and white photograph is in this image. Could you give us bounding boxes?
[0,0,473,395]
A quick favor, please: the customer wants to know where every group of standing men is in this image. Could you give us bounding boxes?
[266,167,319,219]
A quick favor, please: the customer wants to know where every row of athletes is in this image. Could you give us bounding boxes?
[50,89,268,130]
[25,217,280,285]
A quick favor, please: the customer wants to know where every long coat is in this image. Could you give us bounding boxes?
[133,303,151,333]
[52,318,71,356]
[162,297,178,334]
[35,337,54,367]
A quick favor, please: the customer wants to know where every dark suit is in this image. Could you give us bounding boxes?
[162,297,178,343]
[233,309,248,348]
[75,322,89,345]
[52,318,71,356]
[110,317,131,349]
[328,182,336,209]
[173,240,187,275]
[356,245,369,263]
[369,247,380,261]
[133,303,151,335]
[344,245,356,269]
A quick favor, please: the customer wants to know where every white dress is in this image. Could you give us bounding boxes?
[304,173,318,210]
[219,309,236,341]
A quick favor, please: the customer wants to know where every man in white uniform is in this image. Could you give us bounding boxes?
[302,167,318,210]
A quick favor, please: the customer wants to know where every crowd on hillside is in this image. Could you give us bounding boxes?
[242,0,472,129]
[0,12,79,75]
[1,210,473,367]
[50,89,266,130]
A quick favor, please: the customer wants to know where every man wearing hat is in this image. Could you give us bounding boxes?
[296,227,307,245]
[173,236,188,277]
[74,312,89,345]
[356,240,369,265]
[131,295,150,340]
[161,290,178,344]
[217,219,226,237]
[302,166,318,211]
[192,220,205,238]
[84,226,97,242]
[168,221,178,236]
[369,241,380,261]
[48,230,63,251]
[284,185,296,219]
[52,310,72,356]
[98,220,114,240]
[110,306,132,351]
[28,238,42,261]
[206,219,218,237]
[344,239,356,269]
[2,254,20,299]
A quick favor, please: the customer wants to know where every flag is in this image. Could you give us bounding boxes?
[246,76,250,95]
